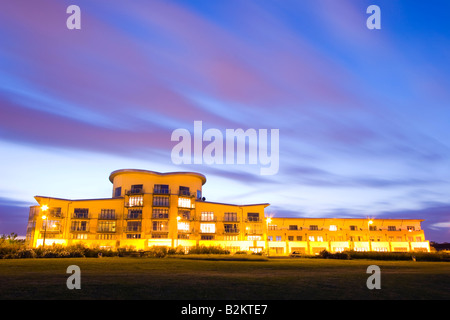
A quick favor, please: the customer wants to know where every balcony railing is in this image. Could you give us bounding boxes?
[70,227,89,232]
[125,227,141,232]
[246,217,262,222]
[125,214,142,220]
[200,217,217,222]
[223,218,240,222]
[72,213,90,219]
[178,190,195,197]
[224,228,240,234]
[126,188,144,195]
[97,229,117,233]
[98,214,117,220]
[153,187,170,195]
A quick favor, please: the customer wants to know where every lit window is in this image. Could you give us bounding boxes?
[128,196,143,207]
[178,197,191,208]
[276,236,282,241]
[317,236,324,242]
[309,236,315,241]
[329,225,337,231]
[178,222,190,232]
[201,212,215,221]
[200,223,215,233]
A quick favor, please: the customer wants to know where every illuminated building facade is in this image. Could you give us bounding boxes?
[26,169,430,254]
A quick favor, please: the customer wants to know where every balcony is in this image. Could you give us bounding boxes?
[178,190,195,197]
[151,213,169,219]
[224,228,240,234]
[70,228,89,232]
[97,229,117,233]
[72,213,90,219]
[40,227,62,233]
[98,214,117,220]
[126,188,144,195]
[125,213,142,220]
[200,217,217,222]
[223,218,240,223]
[245,218,262,223]
[125,227,141,233]
[153,187,170,195]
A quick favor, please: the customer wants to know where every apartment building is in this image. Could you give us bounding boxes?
[26,169,430,254]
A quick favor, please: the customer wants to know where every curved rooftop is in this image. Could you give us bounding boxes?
[109,169,207,185]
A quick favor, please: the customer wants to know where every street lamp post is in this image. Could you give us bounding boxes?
[368,219,373,252]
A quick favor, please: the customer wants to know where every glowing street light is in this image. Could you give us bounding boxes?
[368,219,374,252]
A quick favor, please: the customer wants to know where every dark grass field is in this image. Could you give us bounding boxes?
[0,257,448,300]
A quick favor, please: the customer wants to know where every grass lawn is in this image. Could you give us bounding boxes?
[0,257,448,300]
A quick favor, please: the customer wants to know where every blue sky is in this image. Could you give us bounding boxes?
[0,0,449,242]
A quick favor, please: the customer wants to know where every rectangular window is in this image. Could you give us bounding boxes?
[71,221,88,232]
[126,221,141,232]
[224,224,239,233]
[178,197,191,208]
[317,236,324,242]
[179,210,191,220]
[407,226,415,231]
[71,233,88,240]
[152,208,169,219]
[128,196,143,207]
[369,226,377,231]
[309,236,315,241]
[416,236,422,242]
[97,221,116,233]
[50,207,62,218]
[152,221,169,232]
[127,209,142,219]
[114,187,122,197]
[179,186,190,196]
[268,224,277,231]
[247,212,260,222]
[200,223,215,233]
[197,190,202,200]
[99,209,116,220]
[296,236,302,241]
[154,184,169,194]
[73,208,89,219]
[201,212,215,221]
[127,234,141,239]
[350,225,357,231]
[153,196,169,207]
[329,225,337,231]
[224,212,238,222]
[288,236,294,241]
[247,235,261,241]
[289,225,298,230]
[43,220,61,232]
[309,225,318,231]
[276,236,282,241]
[268,236,273,241]
[130,184,143,194]
[178,222,190,232]
[152,233,168,239]
[388,226,397,231]
[201,235,214,240]
[248,224,262,234]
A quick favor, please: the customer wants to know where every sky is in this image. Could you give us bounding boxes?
[0,0,449,242]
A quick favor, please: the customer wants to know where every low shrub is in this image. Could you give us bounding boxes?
[187,245,230,255]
